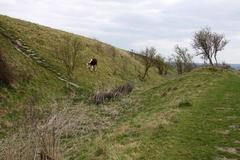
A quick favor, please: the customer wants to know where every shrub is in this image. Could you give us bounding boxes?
[139,47,156,80]
[173,45,194,74]
[91,83,133,105]
[111,83,133,96]
[154,55,169,75]
[54,36,85,80]
[178,98,192,108]
[0,49,15,86]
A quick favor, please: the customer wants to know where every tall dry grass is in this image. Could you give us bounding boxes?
[0,98,96,160]
[0,93,119,160]
[0,102,63,160]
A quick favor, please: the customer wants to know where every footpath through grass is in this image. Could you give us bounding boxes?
[67,70,240,160]
[133,70,240,160]
[165,71,240,160]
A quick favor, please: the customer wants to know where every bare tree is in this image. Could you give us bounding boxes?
[192,27,229,66]
[140,47,157,80]
[154,55,169,75]
[174,45,194,74]
[212,33,229,65]
[174,55,184,75]
[55,36,84,80]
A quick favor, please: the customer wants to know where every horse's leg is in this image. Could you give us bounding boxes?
[87,64,90,70]
[91,65,94,71]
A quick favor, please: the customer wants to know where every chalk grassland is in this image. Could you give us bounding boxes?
[0,15,240,160]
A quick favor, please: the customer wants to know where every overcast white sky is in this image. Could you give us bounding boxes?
[0,0,240,63]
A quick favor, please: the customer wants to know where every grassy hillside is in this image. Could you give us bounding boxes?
[0,15,161,88]
[1,15,240,160]
[0,15,162,138]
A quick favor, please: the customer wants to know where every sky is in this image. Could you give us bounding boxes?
[0,0,240,63]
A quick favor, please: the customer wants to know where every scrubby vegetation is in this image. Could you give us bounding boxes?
[173,45,194,74]
[0,49,15,86]
[154,55,169,75]
[139,47,157,80]
[54,35,85,80]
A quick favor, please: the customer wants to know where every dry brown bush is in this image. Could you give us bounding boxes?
[91,83,133,105]
[111,83,134,96]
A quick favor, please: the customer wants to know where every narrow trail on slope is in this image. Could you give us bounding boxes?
[0,26,80,88]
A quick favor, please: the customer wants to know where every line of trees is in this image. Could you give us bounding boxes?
[138,27,229,79]
[172,27,228,74]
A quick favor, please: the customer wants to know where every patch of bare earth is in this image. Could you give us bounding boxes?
[215,130,230,136]
[216,147,240,156]
[215,157,238,160]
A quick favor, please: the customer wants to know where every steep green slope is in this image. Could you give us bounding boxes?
[0,15,161,88]
[0,15,162,138]
[66,69,240,160]
[0,28,67,137]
